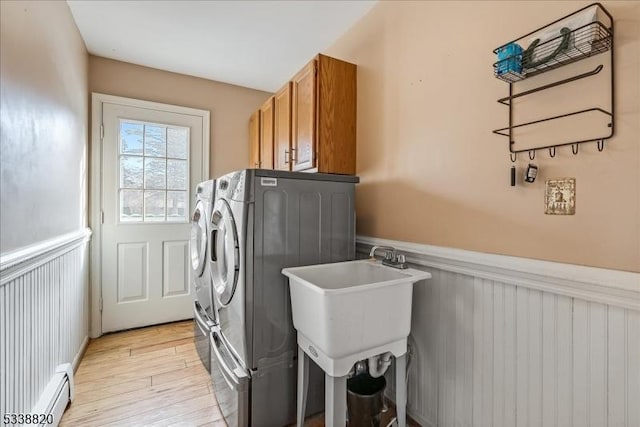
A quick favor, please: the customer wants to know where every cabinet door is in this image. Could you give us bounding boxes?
[249,110,260,168]
[274,83,292,171]
[259,97,275,170]
[292,60,317,171]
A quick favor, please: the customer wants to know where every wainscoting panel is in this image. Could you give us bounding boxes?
[0,229,90,416]
[358,237,639,427]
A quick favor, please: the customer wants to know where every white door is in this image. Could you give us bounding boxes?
[100,101,207,332]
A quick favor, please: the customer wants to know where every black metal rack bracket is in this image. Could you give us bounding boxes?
[492,2,615,157]
[497,65,603,106]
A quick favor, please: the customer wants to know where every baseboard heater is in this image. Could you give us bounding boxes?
[30,364,75,427]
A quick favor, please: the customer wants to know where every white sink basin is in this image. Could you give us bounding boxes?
[282,259,431,376]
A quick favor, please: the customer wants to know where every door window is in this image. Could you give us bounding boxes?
[119,120,190,223]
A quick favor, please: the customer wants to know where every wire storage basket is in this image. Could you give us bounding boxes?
[493,18,612,83]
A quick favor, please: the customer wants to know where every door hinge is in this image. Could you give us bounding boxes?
[101,211,104,224]
[100,124,104,140]
[99,296,103,312]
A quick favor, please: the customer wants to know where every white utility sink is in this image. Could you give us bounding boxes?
[282,259,431,377]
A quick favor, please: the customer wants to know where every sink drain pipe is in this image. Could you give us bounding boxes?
[368,352,393,377]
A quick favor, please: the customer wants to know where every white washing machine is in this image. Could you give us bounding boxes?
[190,179,216,372]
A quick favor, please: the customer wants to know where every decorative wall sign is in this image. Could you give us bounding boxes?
[545,178,576,215]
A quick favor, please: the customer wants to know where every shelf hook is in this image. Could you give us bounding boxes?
[571,144,579,155]
[549,147,556,158]
[529,150,536,160]
[510,152,517,163]
[597,140,605,152]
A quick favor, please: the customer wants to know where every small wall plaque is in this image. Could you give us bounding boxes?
[545,178,576,215]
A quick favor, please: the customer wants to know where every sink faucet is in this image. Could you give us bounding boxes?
[369,245,408,269]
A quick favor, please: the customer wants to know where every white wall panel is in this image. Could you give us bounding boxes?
[573,299,589,427]
[628,311,640,427]
[502,284,517,427]
[357,238,640,427]
[0,232,89,416]
[608,307,626,427]
[515,286,529,427]
[590,303,608,427]
[556,295,573,427]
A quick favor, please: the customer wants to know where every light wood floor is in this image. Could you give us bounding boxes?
[61,321,416,427]
[60,320,225,427]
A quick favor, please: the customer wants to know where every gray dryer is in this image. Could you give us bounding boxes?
[208,169,358,427]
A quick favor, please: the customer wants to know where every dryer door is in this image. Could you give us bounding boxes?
[190,200,208,277]
[210,199,239,306]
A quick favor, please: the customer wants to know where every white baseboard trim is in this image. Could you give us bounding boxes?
[0,228,92,285]
[357,236,640,311]
[72,336,89,372]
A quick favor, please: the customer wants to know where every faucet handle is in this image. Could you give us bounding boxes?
[397,254,406,264]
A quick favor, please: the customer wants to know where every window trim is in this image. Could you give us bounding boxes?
[116,118,191,225]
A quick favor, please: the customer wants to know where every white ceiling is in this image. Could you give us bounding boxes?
[67,0,376,92]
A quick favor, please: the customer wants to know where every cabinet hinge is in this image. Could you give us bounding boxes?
[100,124,104,140]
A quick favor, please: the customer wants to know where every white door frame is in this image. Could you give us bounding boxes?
[90,93,210,338]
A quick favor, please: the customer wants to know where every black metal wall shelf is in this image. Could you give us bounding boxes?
[492,2,615,158]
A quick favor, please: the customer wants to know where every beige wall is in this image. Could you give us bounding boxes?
[89,56,271,179]
[0,0,88,253]
[326,1,639,272]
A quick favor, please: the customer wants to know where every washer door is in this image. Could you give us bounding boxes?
[190,201,207,277]
[210,199,239,306]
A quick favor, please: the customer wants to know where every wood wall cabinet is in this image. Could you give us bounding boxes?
[274,83,292,171]
[259,97,275,170]
[249,111,260,168]
[291,61,316,171]
[248,54,356,175]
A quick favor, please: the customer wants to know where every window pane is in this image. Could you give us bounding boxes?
[144,191,165,221]
[120,122,143,155]
[144,158,166,189]
[144,125,166,157]
[167,159,188,190]
[167,191,187,222]
[120,190,143,222]
[120,156,143,189]
[167,127,189,159]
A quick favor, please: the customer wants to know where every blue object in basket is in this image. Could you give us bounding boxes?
[496,43,523,75]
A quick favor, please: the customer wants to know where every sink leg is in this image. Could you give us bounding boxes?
[325,373,347,427]
[396,353,407,427]
[297,346,309,427]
